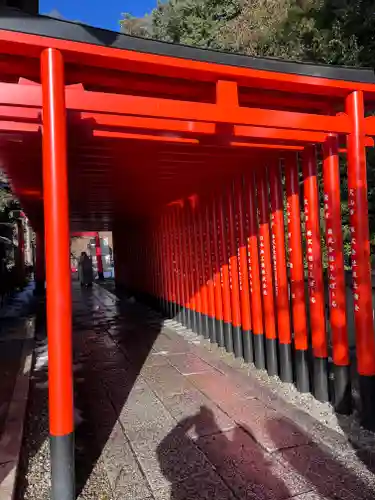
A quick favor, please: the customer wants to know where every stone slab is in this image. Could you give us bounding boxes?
[141,364,195,399]
[161,388,235,438]
[197,427,311,500]
[134,434,213,492]
[118,383,175,434]
[167,353,219,375]
[188,372,308,451]
[188,371,255,406]
[153,469,236,500]
[152,335,193,355]
[101,423,152,499]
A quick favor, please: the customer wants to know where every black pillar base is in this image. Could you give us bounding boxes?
[172,302,178,320]
[161,299,167,315]
[209,316,216,343]
[187,308,193,330]
[175,306,183,324]
[165,301,170,317]
[168,300,174,318]
[313,356,329,402]
[196,312,203,336]
[201,313,210,339]
[233,325,243,359]
[33,280,46,296]
[50,433,75,500]
[333,364,352,415]
[266,338,278,377]
[295,349,310,393]
[191,310,198,333]
[215,318,225,347]
[279,343,293,383]
[180,306,188,327]
[35,298,47,342]
[199,313,206,337]
[98,272,104,280]
[254,334,266,370]
[359,375,375,431]
[223,321,234,353]
[184,307,190,327]
[242,329,254,364]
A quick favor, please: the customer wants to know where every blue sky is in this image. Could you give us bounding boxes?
[39,0,156,31]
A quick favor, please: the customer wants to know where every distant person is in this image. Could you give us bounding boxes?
[78,252,93,287]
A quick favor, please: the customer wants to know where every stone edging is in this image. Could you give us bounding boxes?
[0,319,35,500]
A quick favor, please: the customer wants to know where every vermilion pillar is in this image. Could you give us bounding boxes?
[157,219,164,311]
[162,214,172,317]
[234,177,253,363]
[227,184,243,358]
[285,155,309,392]
[217,193,234,353]
[170,207,180,321]
[167,210,178,319]
[156,224,164,311]
[191,197,203,334]
[323,135,351,414]
[181,204,192,329]
[175,207,184,321]
[211,196,225,347]
[346,90,375,429]
[186,203,196,331]
[174,208,182,319]
[269,161,293,383]
[176,205,187,325]
[168,211,177,319]
[41,48,74,500]
[245,172,265,369]
[161,218,168,315]
[302,145,329,402]
[152,226,159,309]
[205,201,217,343]
[95,232,104,280]
[257,168,278,376]
[198,202,210,339]
[156,220,165,313]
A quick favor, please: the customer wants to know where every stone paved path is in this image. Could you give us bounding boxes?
[19,283,375,499]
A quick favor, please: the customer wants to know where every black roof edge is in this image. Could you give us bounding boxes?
[0,7,375,84]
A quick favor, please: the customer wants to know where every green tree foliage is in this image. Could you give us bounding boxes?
[120,12,153,37]
[121,0,242,48]
[120,0,375,66]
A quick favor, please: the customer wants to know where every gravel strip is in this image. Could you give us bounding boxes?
[15,341,114,500]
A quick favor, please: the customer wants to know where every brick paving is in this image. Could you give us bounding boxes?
[19,283,375,499]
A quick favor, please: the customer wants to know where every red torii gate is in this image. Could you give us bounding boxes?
[1,8,375,499]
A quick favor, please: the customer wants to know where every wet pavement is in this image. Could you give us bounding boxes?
[18,283,375,499]
[0,285,34,437]
[0,285,35,500]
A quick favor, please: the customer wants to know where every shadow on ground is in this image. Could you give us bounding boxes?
[157,406,375,500]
